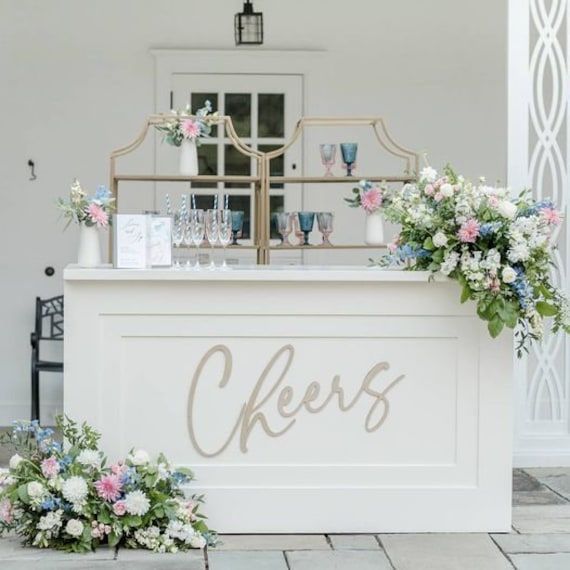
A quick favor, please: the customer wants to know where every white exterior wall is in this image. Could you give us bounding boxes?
[0,1,507,424]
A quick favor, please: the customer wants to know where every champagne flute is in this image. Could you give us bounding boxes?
[219,209,232,270]
[190,209,205,270]
[172,212,184,269]
[205,209,218,270]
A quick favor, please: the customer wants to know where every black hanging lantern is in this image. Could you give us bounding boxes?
[235,0,263,45]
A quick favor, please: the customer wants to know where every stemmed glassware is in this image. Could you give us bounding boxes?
[297,212,316,246]
[189,209,205,270]
[317,212,334,246]
[319,144,337,177]
[274,212,292,246]
[219,209,233,270]
[340,143,358,177]
[205,209,218,270]
[172,212,185,269]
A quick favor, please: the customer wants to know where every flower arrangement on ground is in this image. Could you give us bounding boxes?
[0,417,215,553]
[155,101,217,147]
[57,180,115,229]
[350,166,570,354]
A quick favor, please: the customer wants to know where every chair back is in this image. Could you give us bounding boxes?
[35,295,64,341]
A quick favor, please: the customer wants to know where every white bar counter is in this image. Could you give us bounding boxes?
[64,265,513,533]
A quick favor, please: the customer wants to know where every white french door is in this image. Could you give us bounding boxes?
[156,73,303,263]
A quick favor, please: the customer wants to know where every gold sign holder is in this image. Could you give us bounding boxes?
[109,116,420,264]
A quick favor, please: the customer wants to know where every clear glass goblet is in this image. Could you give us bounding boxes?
[319,144,337,177]
[340,143,358,177]
[297,211,316,246]
[317,212,334,246]
[205,209,219,270]
[172,212,185,269]
[189,209,205,270]
[275,212,292,246]
[219,209,232,270]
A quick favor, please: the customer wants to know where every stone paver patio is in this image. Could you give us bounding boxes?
[1,434,570,570]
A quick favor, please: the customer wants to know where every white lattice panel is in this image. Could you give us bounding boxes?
[510,0,570,465]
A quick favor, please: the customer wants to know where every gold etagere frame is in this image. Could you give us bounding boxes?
[109,115,419,264]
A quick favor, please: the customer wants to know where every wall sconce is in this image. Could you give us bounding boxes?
[235,0,263,45]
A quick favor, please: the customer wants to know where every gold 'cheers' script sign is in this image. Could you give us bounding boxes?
[187,344,405,457]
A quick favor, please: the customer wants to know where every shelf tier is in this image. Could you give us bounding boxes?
[113,175,411,184]
[114,175,260,183]
[269,244,388,250]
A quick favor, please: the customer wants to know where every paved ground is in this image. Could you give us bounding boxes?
[1,434,570,568]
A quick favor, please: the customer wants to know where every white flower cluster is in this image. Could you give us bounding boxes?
[61,476,88,512]
[124,490,150,516]
[134,526,177,553]
[507,215,550,263]
[37,509,63,535]
[76,449,102,469]
[460,249,502,292]
[165,520,205,548]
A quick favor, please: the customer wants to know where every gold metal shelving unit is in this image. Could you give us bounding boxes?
[110,115,419,264]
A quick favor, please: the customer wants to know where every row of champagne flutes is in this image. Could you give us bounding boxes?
[168,195,233,270]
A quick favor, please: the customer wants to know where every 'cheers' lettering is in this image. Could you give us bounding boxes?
[187,344,404,457]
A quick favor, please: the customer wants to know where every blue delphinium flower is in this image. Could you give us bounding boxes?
[92,185,111,205]
[395,245,430,261]
[520,199,554,218]
[171,471,190,485]
[480,222,501,237]
[41,497,62,511]
[58,455,73,472]
[511,267,533,309]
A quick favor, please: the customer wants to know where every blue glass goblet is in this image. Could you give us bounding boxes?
[297,211,315,246]
[340,143,358,177]
[231,210,244,245]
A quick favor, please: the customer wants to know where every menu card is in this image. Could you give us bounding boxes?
[150,216,172,267]
[113,214,151,269]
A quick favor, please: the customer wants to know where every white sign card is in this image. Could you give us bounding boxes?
[113,214,151,269]
[150,216,172,267]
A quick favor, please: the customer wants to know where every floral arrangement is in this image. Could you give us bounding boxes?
[0,417,215,554]
[351,166,570,354]
[345,179,386,213]
[57,180,115,229]
[155,101,217,147]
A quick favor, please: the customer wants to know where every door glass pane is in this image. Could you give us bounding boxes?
[225,145,250,188]
[191,92,218,137]
[193,144,217,189]
[269,196,285,239]
[258,94,284,137]
[259,144,284,189]
[226,93,251,137]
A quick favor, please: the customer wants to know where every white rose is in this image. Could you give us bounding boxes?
[9,454,23,471]
[65,519,84,538]
[433,232,448,248]
[190,534,207,549]
[502,266,517,284]
[497,200,517,219]
[130,449,150,466]
[27,481,45,500]
[440,183,454,197]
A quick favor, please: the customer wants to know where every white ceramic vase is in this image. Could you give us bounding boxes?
[179,139,199,176]
[77,224,102,268]
[365,211,384,245]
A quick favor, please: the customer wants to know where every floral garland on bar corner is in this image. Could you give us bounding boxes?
[347,166,570,356]
[0,417,216,553]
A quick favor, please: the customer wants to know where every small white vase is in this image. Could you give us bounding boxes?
[365,211,384,245]
[77,224,102,268]
[179,139,199,176]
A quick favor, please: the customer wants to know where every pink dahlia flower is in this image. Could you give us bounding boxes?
[41,456,60,479]
[110,462,127,475]
[361,187,383,213]
[181,119,201,139]
[95,474,122,502]
[457,219,481,243]
[541,207,562,226]
[0,499,13,524]
[113,500,127,516]
[86,203,109,228]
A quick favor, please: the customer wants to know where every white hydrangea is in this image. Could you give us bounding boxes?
[125,490,151,516]
[419,166,438,183]
[190,534,207,549]
[37,510,63,532]
[76,449,102,469]
[508,243,530,263]
[166,520,197,544]
[65,519,84,538]
[9,454,23,471]
[61,476,88,504]
[440,183,454,198]
[441,251,460,276]
[129,449,150,466]
[433,232,448,248]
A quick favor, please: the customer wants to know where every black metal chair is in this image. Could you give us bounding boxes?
[30,295,64,421]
